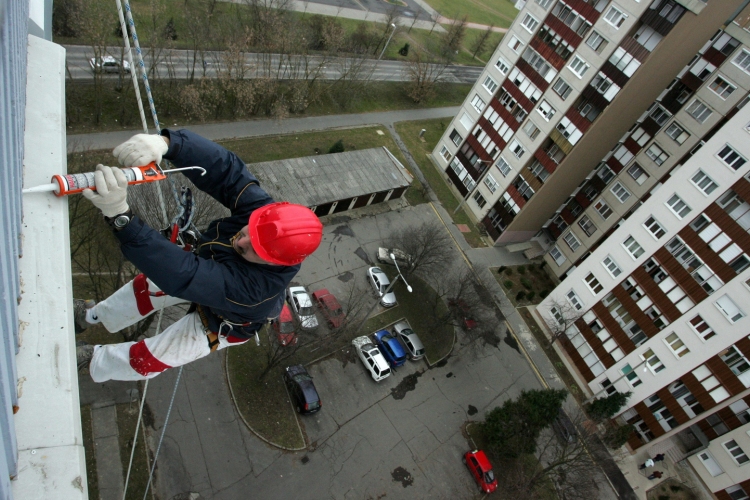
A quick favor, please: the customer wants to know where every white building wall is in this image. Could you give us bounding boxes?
[688,422,750,492]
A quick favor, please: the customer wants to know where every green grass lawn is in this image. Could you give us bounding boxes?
[394,119,486,248]
[426,0,518,28]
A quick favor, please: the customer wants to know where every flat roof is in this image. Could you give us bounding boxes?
[249,147,413,207]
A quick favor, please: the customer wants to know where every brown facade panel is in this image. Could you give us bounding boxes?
[653,248,709,303]
[464,134,493,164]
[681,71,704,92]
[741,480,750,496]
[477,117,508,152]
[574,192,592,210]
[732,177,750,203]
[678,227,736,284]
[564,106,593,133]
[500,80,536,115]
[533,148,560,174]
[562,0,600,23]
[580,84,611,110]
[736,337,750,360]
[575,318,615,369]
[714,491,731,500]
[697,418,718,441]
[656,388,690,426]
[705,203,750,257]
[702,46,729,68]
[635,402,666,439]
[520,169,544,193]
[717,407,743,433]
[515,58,551,92]
[631,268,681,323]
[542,16,583,50]
[640,8,680,36]
[705,357,745,397]
[623,137,643,156]
[591,303,636,355]
[639,117,662,137]
[445,165,469,196]
[560,336,596,382]
[611,286,659,338]
[506,185,527,209]
[619,36,651,63]
[682,372,717,414]
[598,60,631,89]
[489,97,523,132]
[529,36,567,71]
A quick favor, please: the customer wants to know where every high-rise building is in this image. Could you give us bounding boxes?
[432,0,749,277]
[535,98,750,498]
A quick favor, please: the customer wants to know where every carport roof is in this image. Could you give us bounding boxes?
[248,147,413,207]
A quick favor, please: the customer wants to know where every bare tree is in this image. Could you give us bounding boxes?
[542,297,585,346]
[386,220,453,279]
[403,51,449,104]
[441,15,468,61]
[429,10,441,35]
[471,24,495,59]
[408,11,421,33]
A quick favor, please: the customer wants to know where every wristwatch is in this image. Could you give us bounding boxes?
[105,209,134,231]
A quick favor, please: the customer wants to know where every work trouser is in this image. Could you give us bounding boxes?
[88,274,250,383]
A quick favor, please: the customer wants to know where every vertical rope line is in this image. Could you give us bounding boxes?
[114,0,148,134]
[121,378,148,500]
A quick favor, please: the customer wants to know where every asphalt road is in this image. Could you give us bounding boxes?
[65,45,483,84]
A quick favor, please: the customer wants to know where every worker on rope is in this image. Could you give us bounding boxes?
[74,131,323,382]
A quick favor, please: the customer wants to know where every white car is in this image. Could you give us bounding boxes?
[351,336,391,382]
[286,286,319,330]
[89,55,131,74]
[367,267,397,307]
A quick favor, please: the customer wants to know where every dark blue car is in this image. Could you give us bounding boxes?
[374,330,407,368]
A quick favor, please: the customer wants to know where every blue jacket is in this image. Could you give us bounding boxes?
[114,129,300,338]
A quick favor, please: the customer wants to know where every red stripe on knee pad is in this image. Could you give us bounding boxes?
[133,274,154,316]
[226,335,249,345]
[129,340,171,376]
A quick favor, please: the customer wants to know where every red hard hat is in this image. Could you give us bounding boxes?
[249,202,323,266]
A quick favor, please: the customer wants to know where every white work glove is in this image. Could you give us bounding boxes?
[82,165,130,218]
[113,133,168,167]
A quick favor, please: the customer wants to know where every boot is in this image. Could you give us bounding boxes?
[73,299,95,334]
[76,343,95,372]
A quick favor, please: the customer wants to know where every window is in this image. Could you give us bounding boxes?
[594,199,612,220]
[553,77,572,100]
[730,400,750,425]
[643,216,666,239]
[586,30,607,53]
[584,273,603,294]
[550,245,566,266]
[645,143,669,165]
[537,100,556,121]
[509,139,525,159]
[604,5,627,28]
[597,164,615,184]
[484,174,499,193]
[523,120,540,140]
[583,185,598,201]
[709,76,736,99]
[613,144,633,165]
[664,332,689,358]
[473,191,486,209]
[649,104,671,126]
[578,215,597,236]
[496,157,512,177]
[521,13,540,33]
[529,161,550,183]
[471,94,486,113]
[508,35,524,53]
[556,117,582,144]
[495,56,510,75]
[623,236,644,259]
[724,440,750,465]
[631,127,651,146]
[602,255,622,277]
[717,144,747,171]
[513,177,534,200]
[716,295,745,323]
[439,146,451,162]
[665,122,689,145]
[689,314,716,341]
[611,182,631,203]
[666,194,691,219]
[566,289,583,310]
[693,364,730,403]
[622,363,642,388]
[686,99,712,123]
[691,170,718,195]
[450,129,463,146]
[725,485,749,500]
[568,55,589,78]
[564,231,581,251]
[733,49,750,74]
[690,58,716,81]
[642,349,665,374]
[627,164,648,185]
[535,0,553,8]
[483,76,498,94]
[551,1,594,37]
[721,346,750,386]
[460,112,473,130]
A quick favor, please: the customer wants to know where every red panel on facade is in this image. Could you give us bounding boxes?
[506,185,526,209]
[533,148,560,174]
[464,132,493,163]
[654,248,709,304]
[515,58,550,92]
[631,268,681,324]
[543,16,583,49]
[702,46,729,68]
[681,71,704,92]
[560,0,600,24]
[477,116,508,151]
[529,36,567,71]
[591,303,636,355]
[656,387,690,427]
[679,226,736,284]
[623,137,643,156]
[574,192,591,210]
[560,336,595,381]
[705,203,750,257]
[564,106,592,134]
[500,79,536,114]
[635,402,666,439]
[681,372,717,414]
[606,156,625,174]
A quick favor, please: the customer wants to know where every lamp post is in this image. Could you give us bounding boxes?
[378,23,397,61]
[453,159,494,214]
[351,253,412,337]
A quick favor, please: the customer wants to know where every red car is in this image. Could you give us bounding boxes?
[312,289,345,328]
[271,303,297,346]
[463,450,497,494]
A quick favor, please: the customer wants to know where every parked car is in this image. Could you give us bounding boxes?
[270,303,297,346]
[367,267,397,307]
[312,289,345,328]
[552,408,577,443]
[351,336,391,382]
[463,450,498,494]
[392,321,425,360]
[377,247,413,269]
[284,364,321,414]
[448,298,478,330]
[374,330,407,368]
[286,286,319,330]
[89,55,130,74]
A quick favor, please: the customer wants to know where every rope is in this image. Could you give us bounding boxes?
[114,0,148,134]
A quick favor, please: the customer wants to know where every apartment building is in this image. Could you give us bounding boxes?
[535,101,750,499]
[432,0,744,251]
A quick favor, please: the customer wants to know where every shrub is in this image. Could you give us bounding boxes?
[526,291,536,301]
[521,278,532,290]
[586,392,632,422]
[504,268,513,275]
[603,424,634,449]
[539,262,545,270]
[504,280,513,289]
[515,291,526,301]
[539,290,549,298]
[518,265,526,274]
[398,43,410,56]
[497,266,507,274]
[328,139,345,154]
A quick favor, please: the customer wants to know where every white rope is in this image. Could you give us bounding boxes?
[114,0,148,134]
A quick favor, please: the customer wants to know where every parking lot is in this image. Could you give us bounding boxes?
[146,202,545,499]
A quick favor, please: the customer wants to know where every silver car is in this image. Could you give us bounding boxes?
[286,286,319,330]
[89,55,130,74]
[367,267,396,307]
[393,321,425,360]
